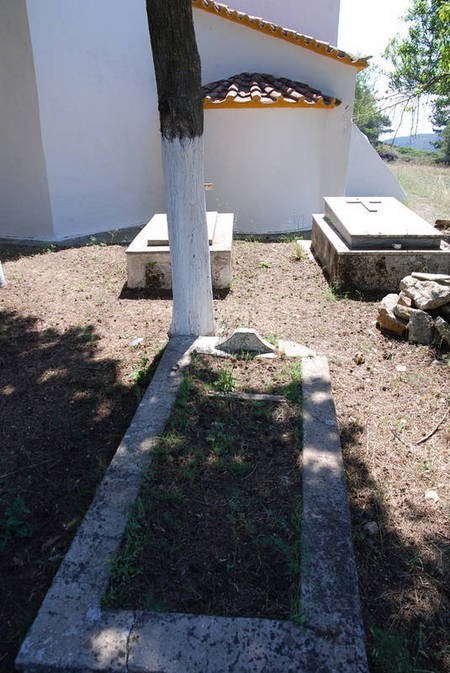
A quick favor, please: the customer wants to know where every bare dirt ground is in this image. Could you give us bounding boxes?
[0,240,448,672]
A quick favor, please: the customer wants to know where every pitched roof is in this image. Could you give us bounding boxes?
[192,0,369,70]
[203,72,340,108]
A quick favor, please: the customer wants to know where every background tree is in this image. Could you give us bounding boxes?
[385,0,450,161]
[353,69,392,146]
[146,0,215,335]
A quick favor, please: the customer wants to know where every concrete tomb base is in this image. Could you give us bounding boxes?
[312,197,449,292]
[126,211,233,290]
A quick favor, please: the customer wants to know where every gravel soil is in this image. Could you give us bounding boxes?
[0,240,448,672]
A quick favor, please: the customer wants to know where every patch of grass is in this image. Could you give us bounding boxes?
[390,161,450,224]
[293,241,307,261]
[128,347,167,399]
[104,354,302,619]
[270,359,302,404]
[370,627,418,673]
[259,260,271,269]
[86,236,108,247]
[213,367,236,393]
[0,494,35,551]
[324,282,350,302]
[102,497,146,607]
[265,333,279,347]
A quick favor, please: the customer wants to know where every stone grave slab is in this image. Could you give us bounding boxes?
[312,197,449,292]
[126,212,233,290]
[324,197,442,250]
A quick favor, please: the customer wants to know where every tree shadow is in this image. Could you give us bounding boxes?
[118,283,230,301]
[0,310,161,671]
[341,420,449,673]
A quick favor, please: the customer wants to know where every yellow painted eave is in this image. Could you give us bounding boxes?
[192,0,370,71]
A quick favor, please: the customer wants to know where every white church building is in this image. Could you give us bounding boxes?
[0,0,403,242]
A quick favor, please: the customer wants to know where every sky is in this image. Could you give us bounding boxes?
[338,0,435,136]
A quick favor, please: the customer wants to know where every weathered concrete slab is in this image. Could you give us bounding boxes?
[126,212,233,290]
[312,214,450,292]
[301,356,368,673]
[145,211,217,246]
[16,341,368,673]
[325,197,442,250]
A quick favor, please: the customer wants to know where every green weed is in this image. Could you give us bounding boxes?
[293,241,307,261]
[102,497,146,608]
[0,495,35,550]
[259,260,271,269]
[213,368,236,393]
[324,282,349,302]
[370,627,417,673]
[143,587,168,612]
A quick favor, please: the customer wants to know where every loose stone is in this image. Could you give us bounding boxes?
[394,303,414,321]
[398,291,412,307]
[400,276,450,310]
[411,272,450,285]
[408,309,434,345]
[378,294,408,335]
[434,316,450,345]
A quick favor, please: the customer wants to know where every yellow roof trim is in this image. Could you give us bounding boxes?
[203,98,339,110]
[192,0,370,71]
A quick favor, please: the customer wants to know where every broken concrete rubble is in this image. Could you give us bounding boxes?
[378,274,450,346]
[435,316,450,345]
[400,275,450,310]
[408,310,434,345]
[378,294,408,335]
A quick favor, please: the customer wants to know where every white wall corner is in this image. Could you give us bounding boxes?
[346,124,406,201]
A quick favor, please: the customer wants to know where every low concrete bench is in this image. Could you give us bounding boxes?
[126,212,233,290]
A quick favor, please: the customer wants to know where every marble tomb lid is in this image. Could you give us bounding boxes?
[324,197,442,250]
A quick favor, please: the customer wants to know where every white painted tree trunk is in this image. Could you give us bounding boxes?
[0,261,7,288]
[162,135,215,336]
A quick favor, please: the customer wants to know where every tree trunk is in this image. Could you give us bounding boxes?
[146,0,215,336]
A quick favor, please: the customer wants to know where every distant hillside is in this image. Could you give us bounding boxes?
[382,133,439,152]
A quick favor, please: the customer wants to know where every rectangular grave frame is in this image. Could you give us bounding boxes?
[16,337,368,673]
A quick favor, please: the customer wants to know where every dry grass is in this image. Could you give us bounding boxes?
[389,161,450,225]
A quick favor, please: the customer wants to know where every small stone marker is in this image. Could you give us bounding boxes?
[217,328,276,355]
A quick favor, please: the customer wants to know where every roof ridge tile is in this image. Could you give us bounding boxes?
[192,0,370,70]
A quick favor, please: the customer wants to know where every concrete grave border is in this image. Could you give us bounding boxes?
[16,338,368,673]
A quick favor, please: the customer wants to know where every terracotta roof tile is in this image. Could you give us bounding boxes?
[192,0,370,70]
[203,72,340,108]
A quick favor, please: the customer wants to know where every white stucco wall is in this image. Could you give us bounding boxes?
[198,8,355,232]
[229,0,341,44]
[195,8,356,103]
[25,0,164,240]
[205,108,330,233]
[346,125,406,201]
[0,0,358,240]
[0,0,53,240]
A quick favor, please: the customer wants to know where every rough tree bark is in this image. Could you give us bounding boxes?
[146,0,215,336]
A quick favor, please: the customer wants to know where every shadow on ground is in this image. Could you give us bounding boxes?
[341,420,449,673]
[0,310,161,672]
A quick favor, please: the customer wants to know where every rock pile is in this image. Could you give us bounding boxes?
[378,272,450,345]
